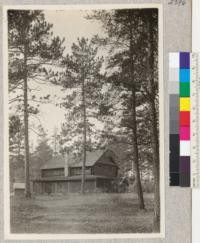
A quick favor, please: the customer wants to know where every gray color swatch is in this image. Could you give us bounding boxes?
[170,106,179,121]
[169,82,179,94]
[169,68,179,82]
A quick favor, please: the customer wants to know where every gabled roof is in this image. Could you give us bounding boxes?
[41,149,118,170]
[42,154,65,169]
[69,150,106,168]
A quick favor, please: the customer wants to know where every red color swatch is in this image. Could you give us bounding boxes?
[180,111,190,126]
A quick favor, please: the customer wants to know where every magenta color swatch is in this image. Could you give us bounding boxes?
[180,126,190,140]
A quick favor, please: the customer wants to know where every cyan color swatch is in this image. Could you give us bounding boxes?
[180,69,190,82]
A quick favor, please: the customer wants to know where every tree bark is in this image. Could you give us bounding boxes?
[148,14,160,232]
[131,89,145,209]
[81,79,87,194]
[129,30,145,210]
[149,98,160,232]
[23,45,31,198]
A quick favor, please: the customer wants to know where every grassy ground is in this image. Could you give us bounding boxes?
[10,193,154,234]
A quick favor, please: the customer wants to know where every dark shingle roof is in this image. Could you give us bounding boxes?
[42,155,64,169]
[41,150,112,170]
[69,150,105,167]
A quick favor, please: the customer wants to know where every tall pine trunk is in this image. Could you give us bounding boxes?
[149,98,160,231]
[129,30,145,210]
[148,14,160,232]
[81,79,86,194]
[23,45,31,198]
[131,89,145,209]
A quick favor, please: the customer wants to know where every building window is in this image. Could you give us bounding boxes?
[70,167,91,176]
[42,168,64,177]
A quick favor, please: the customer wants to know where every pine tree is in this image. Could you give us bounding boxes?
[145,10,160,232]
[31,125,53,179]
[9,114,24,158]
[89,9,146,209]
[89,8,160,228]
[35,125,53,163]
[58,37,103,194]
[8,10,65,197]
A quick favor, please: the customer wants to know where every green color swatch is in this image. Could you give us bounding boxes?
[180,82,190,97]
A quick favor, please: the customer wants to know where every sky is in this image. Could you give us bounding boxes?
[28,10,105,148]
[44,10,103,55]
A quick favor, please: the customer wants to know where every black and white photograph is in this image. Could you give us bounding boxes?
[4,4,164,238]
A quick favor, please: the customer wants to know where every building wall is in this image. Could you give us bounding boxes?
[92,163,118,178]
[40,151,118,178]
[56,182,68,193]
[69,167,91,176]
[42,168,64,177]
[33,181,43,194]
[68,180,95,193]
[44,182,56,193]
[96,178,112,192]
[33,180,96,194]
[14,188,25,196]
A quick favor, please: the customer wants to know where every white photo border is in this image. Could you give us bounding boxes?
[3,3,165,240]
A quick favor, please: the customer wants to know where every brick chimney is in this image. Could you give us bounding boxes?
[64,150,69,177]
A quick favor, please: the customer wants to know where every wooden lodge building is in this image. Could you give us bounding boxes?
[32,149,119,194]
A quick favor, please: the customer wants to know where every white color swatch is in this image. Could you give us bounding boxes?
[169,52,179,68]
[180,141,190,156]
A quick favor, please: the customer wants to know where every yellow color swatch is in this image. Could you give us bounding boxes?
[180,97,190,111]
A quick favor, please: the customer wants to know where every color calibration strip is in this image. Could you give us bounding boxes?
[169,52,200,188]
[169,52,191,187]
[179,52,190,187]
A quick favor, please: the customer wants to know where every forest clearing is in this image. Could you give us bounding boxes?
[11,193,154,234]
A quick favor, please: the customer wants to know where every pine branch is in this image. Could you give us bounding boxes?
[28,99,49,104]
[9,96,23,104]
[31,79,50,85]
[9,80,24,92]
[27,87,41,92]
[29,127,43,136]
